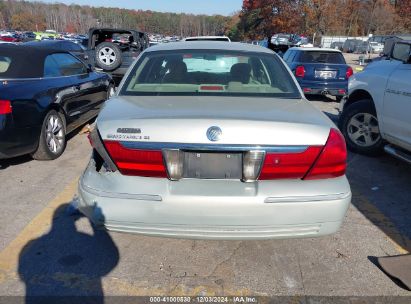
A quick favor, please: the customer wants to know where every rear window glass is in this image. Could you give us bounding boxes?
[299,51,346,64]
[121,50,300,98]
[0,56,11,73]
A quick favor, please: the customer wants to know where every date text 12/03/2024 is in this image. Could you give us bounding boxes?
[149,296,258,303]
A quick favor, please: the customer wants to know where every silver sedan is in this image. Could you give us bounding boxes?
[78,42,351,240]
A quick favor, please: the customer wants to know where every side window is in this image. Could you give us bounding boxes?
[283,51,290,62]
[51,53,87,76]
[44,55,61,77]
[392,43,411,62]
[289,51,298,62]
[0,56,11,73]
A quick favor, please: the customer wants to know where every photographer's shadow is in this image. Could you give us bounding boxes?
[18,203,119,304]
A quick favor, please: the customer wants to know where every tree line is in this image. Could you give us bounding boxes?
[0,0,232,36]
[235,0,411,41]
[0,0,409,40]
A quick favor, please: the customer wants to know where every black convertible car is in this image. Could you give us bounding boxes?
[0,44,114,160]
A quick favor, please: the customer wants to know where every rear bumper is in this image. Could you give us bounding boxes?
[0,120,40,159]
[78,160,351,240]
[298,80,348,96]
[303,88,346,96]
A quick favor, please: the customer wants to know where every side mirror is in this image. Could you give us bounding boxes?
[391,42,411,63]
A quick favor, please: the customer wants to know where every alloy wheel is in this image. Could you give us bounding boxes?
[45,114,64,154]
[347,113,380,147]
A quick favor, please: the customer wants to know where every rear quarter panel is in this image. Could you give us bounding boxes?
[0,80,53,128]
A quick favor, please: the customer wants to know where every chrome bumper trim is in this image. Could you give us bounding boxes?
[120,141,308,153]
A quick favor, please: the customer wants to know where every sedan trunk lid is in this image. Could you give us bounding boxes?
[97,96,334,146]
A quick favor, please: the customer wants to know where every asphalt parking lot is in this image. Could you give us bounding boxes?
[0,94,410,300]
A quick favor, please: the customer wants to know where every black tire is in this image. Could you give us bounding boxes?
[32,110,66,160]
[95,42,122,71]
[339,99,384,155]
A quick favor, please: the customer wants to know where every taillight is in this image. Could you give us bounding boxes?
[258,129,346,180]
[259,147,322,180]
[243,150,265,182]
[304,128,347,180]
[163,149,184,180]
[346,67,353,79]
[0,100,12,115]
[103,141,167,177]
[295,65,305,78]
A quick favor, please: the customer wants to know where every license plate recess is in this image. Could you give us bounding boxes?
[183,151,242,179]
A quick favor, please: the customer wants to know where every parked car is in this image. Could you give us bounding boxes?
[0,33,20,43]
[355,41,370,54]
[78,42,351,239]
[86,28,149,82]
[339,41,411,163]
[382,35,411,58]
[370,36,411,63]
[283,47,353,101]
[183,36,231,42]
[368,41,384,54]
[330,41,344,51]
[292,35,309,46]
[342,39,362,53]
[271,33,292,45]
[0,44,114,160]
[24,40,89,62]
[22,31,37,42]
[34,31,57,40]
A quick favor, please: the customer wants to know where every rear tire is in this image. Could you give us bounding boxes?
[95,42,122,71]
[339,99,384,155]
[32,110,66,160]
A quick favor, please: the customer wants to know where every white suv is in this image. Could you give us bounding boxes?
[339,42,411,163]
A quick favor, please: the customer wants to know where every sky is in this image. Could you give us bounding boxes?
[35,0,243,16]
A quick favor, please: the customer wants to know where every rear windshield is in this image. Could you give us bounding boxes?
[299,51,346,64]
[0,56,11,74]
[121,50,300,98]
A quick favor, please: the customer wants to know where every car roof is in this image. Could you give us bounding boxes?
[288,47,343,53]
[24,40,77,48]
[146,41,274,54]
[0,44,71,78]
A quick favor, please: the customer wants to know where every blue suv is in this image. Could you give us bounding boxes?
[283,47,353,101]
